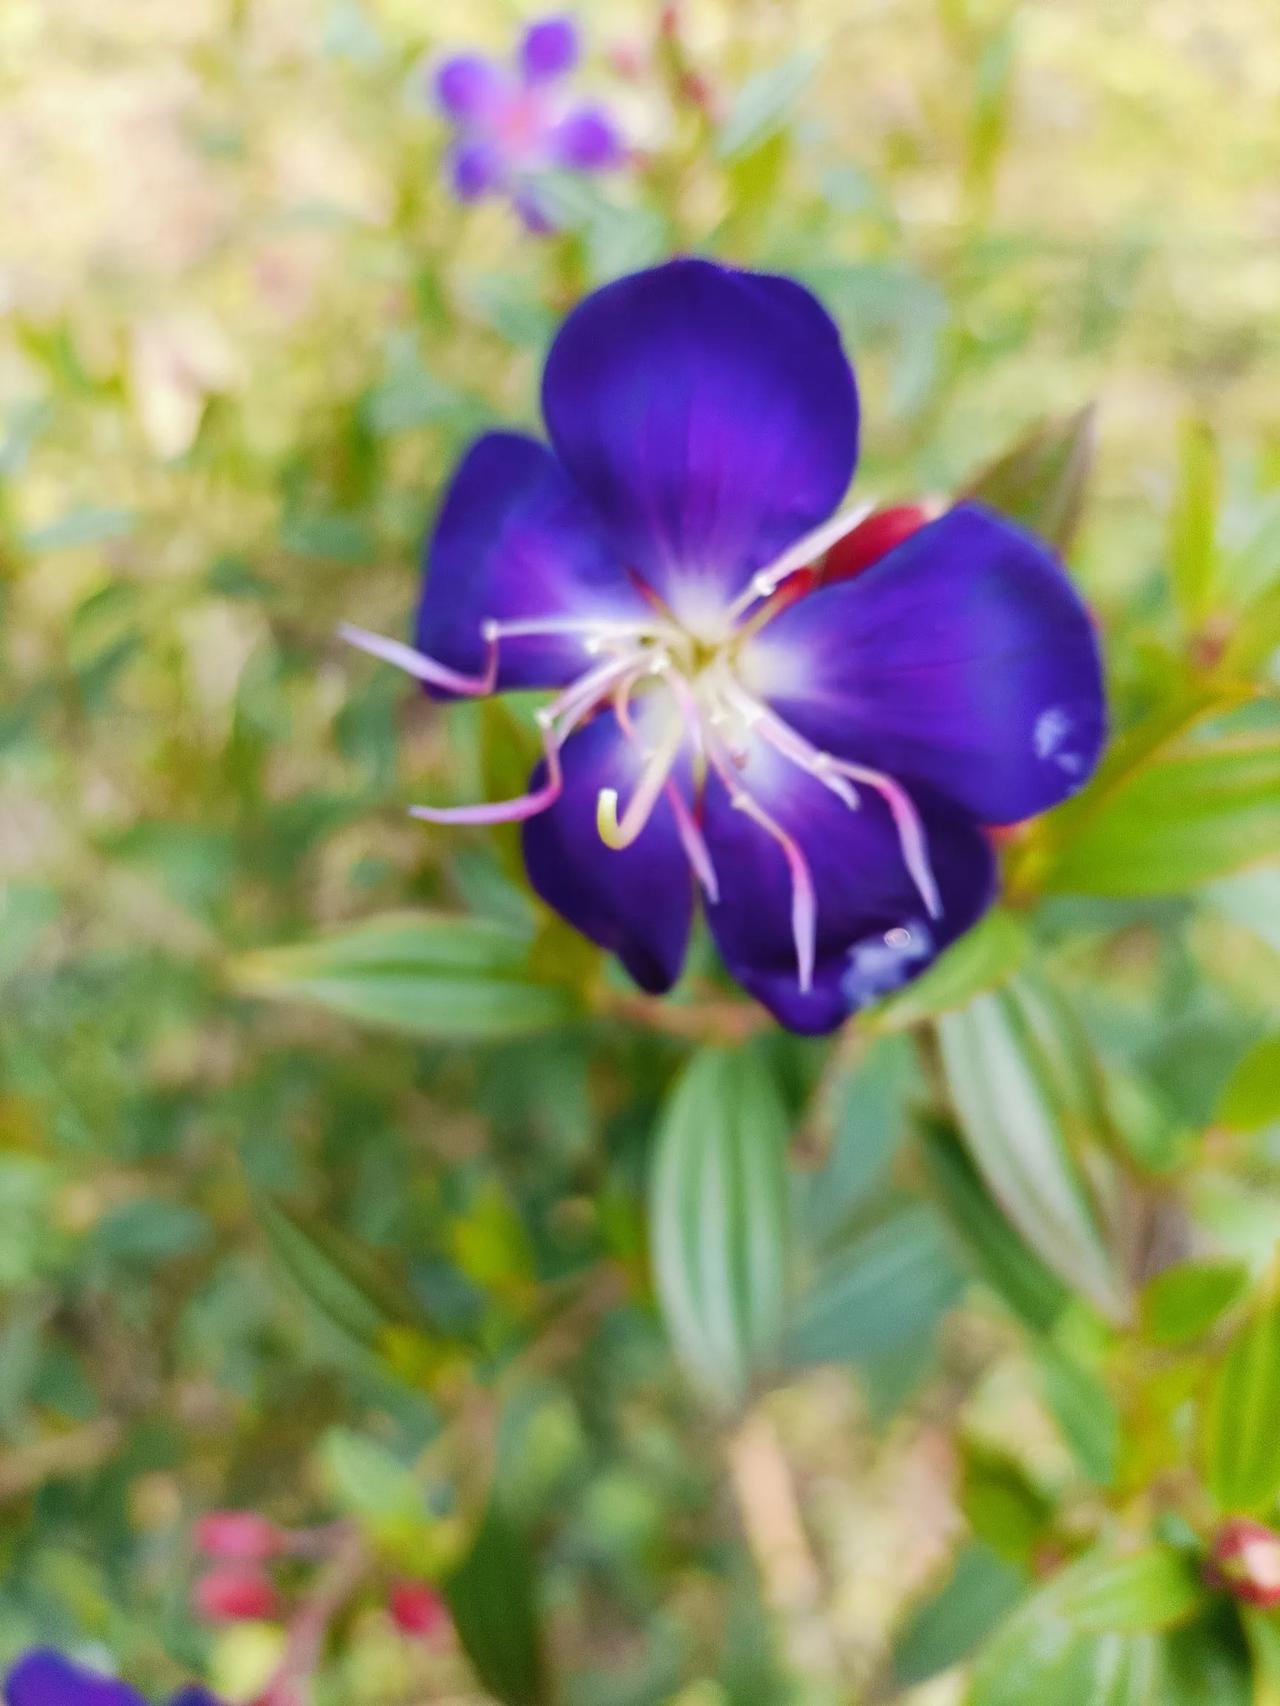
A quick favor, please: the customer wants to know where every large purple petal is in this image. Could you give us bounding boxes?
[550,105,623,171]
[742,503,1107,825]
[521,705,693,993]
[541,258,859,624]
[5,1652,146,1706]
[434,54,507,120]
[416,432,648,693]
[701,735,995,1034]
[168,1693,220,1706]
[519,15,579,83]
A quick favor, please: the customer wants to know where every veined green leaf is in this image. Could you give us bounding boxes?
[936,988,1127,1321]
[1052,1545,1202,1634]
[1169,418,1220,631]
[1045,739,1280,897]
[233,912,580,1040]
[650,1044,790,1407]
[964,405,1097,552]
[716,51,818,160]
[784,1204,962,1370]
[918,1121,1069,1333]
[1201,1274,1280,1512]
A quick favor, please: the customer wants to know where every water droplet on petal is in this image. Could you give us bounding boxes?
[1033,706,1085,776]
[841,919,933,1008]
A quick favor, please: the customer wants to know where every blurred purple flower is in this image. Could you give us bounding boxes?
[432,13,623,232]
[4,1651,218,1706]
[342,259,1107,1034]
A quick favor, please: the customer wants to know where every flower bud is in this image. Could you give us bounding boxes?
[193,1568,281,1624]
[196,1511,284,1563]
[1210,1519,1280,1607]
[821,504,932,586]
[388,1579,449,1640]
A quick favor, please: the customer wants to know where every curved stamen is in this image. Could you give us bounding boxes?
[611,676,720,901]
[484,614,683,648]
[597,717,685,850]
[409,728,564,826]
[718,680,942,922]
[725,501,874,624]
[705,733,817,994]
[338,622,497,697]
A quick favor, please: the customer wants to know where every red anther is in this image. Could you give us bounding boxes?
[821,504,931,586]
[196,1511,284,1562]
[1210,1519,1280,1608]
[193,1567,281,1624]
[389,1579,450,1640]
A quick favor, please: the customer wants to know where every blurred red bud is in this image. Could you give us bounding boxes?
[1210,1519,1280,1607]
[196,1511,284,1562]
[821,504,932,586]
[193,1567,281,1623]
[389,1579,449,1639]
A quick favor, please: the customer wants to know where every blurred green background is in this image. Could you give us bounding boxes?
[1,1,1278,1702]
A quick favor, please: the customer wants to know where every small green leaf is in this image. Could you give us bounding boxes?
[869,909,1028,1031]
[716,51,819,160]
[1046,739,1280,897]
[1169,418,1220,630]
[1201,1275,1280,1512]
[892,1543,1026,1687]
[649,1044,790,1407]
[918,1121,1069,1333]
[937,987,1127,1321]
[964,405,1097,552]
[1036,1343,1119,1487]
[784,1204,962,1369]
[793,1035,915,1245]
[1052,1545,1202,1634]
[1141,1260,1250,1346]
[234,913,580,1041]
[446,1499,549,1706]
[960,1441,1055,1567]
[1218,1036,1280,1132]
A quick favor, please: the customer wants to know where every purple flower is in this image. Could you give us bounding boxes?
[3,1651,218,1706]
[432,14,623,232]
[343,259,1107,1035]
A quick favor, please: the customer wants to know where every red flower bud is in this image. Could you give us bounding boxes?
[196,1511,284,1563]
[193,1567,281,1623]
[389,1579,449,1640]
[1211,1519,1280,1607]
[821,504,932,586]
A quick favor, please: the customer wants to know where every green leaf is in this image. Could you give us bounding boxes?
[716,51,819,159]
[1169,418,1220,630]
[234,913,580,1041]
[784,1204,962,1370]
[446,1499,549,1706]
[891,1543,1026,1687]
[918,1121,1069,1333]
[1162,1611,1252,1706]
[1141,1259,1250,1346]
[1243,1608,1280,1706]
[1036,1342,1120,1487]
[869,909,1028,1031]
[1045,739,1280,897]
[649,1044,790,1407]
[1201,1275,1280,1512]
[960,1441,1055,1567]
[964,405,1097,552]
[936,988,1127,1321]
[793,1035,914,1245]
[1052,1545,1202,1634]
[1218,1037,1280,1131]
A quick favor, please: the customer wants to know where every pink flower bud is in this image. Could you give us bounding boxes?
[1211,1519,1280,1607]
[388,1579,449,1639]
[196,1511,284,1562]
[193,1567,281,1623]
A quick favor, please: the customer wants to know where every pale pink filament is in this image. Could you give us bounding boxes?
[338,622,497,697]
[705,732,817,994]
[725,500,873,624]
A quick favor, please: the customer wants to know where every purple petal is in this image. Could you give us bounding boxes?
[541,258,859,624]
[5,1652,147,1706]
[743,503,1107,826]
[701,734,995,1034]
[447,135,507,202]
[521,705,693,993]
[434,54,506,120]
[168,1693,221,1706]
[416,433,647,693]
[550,105,623,171]
[519,15,580,83]
[512,183,557,234]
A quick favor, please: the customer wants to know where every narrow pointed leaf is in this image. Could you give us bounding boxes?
[650,1044,790,1407]
[1200,1275,1280,1512]
[446,1499,549,1706]
[1169,418,1220,630]
[891,1543,1026,1687]
[964,405,1097,552]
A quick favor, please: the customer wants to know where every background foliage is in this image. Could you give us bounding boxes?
[1,1,1278,1702]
